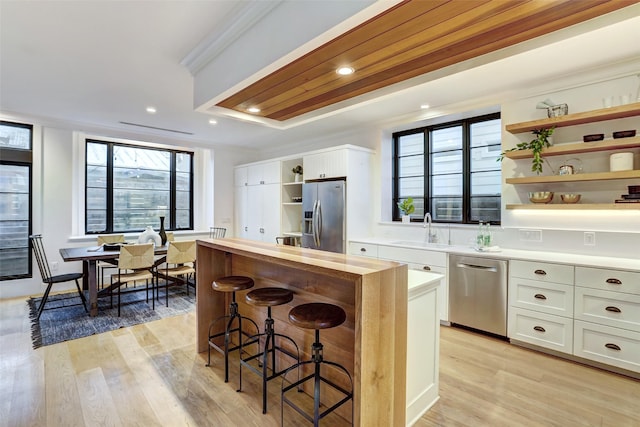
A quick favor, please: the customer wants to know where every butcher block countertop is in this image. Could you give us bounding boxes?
[195,238,409,426]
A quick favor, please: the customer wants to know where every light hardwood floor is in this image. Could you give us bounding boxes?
[1,295,638,427]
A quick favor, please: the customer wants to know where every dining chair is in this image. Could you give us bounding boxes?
[110,243,155,316]
[209,227,226,238]
[156,240,196,307]
[29,234,88,320]
[97,234,125,289]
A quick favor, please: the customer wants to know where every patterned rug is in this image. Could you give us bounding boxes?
[27,284,195,349]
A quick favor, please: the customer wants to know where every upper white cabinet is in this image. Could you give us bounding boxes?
[234,166,248,187]
[303,149,348,180]
[247,161,281,185]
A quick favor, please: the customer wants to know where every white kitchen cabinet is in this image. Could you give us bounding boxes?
[508,260,575,353]
[246,183,280,243]
[508,306,574,353]
[575,267,640,294]
[303,149,347,180]
[574,287,640,332]
[574,320,640,373]
[235,166,248,187]
[406,270,441,426]
[348,242,378,258]
[247,161,281,185]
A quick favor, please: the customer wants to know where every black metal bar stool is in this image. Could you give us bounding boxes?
[238,287,301,414]
[281,302,353,427]
[206,276,259,382]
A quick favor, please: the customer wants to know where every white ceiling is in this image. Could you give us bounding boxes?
[1,1,639,153]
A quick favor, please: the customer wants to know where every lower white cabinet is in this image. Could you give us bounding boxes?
[574,320,640,373]
[508,306,574,353]
[574,287,640,332]
[246,183,280,243]
[509,277,574,318]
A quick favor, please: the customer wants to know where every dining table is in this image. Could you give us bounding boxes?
[59,243,168,316]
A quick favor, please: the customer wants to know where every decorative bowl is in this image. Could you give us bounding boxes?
[560,193,581,204]
[612,130,636,139]
[583,133,604,142]
[529,191,554,204]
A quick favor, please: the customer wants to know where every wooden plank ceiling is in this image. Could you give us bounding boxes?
[217,0,637,122]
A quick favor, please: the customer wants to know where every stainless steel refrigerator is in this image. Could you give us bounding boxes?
[301,180,346,253]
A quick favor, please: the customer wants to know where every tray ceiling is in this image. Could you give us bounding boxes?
[216,0,636,122]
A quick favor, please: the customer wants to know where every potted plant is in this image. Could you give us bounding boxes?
[397,197,415,223]
[499,127,554,174]
[292,165,303,182]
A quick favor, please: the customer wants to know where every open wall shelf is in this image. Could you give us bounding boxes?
[503,137,640,159]
[506,203,640,210]
[505,170,640,184]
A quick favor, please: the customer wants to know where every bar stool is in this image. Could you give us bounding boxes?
[206,276,259,382]
[238,287,301,414]
[281,302,353,427]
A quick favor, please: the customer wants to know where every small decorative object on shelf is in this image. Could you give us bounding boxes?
[535,99,568,117]
[158,216,167,245]
[137,226,161,246]
[500,127,555,174]
[397,197,415,223]
[292,165,303,182]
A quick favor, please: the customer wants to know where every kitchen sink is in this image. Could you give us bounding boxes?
[390,240,450,249]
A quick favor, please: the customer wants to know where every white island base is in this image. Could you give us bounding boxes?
[407,270,442,426]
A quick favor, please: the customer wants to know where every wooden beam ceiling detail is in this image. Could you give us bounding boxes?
[216,0,638,121]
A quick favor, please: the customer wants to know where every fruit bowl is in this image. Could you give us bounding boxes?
[529,191,554,204]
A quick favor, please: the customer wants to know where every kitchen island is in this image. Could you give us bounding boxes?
[196,238,408,426]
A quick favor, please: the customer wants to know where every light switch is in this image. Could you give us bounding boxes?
[584,232,596,246]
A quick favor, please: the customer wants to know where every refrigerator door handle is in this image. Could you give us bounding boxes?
[316,200,322,247]
[312,200,319,247]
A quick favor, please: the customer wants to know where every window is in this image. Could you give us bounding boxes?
[85,140,193,234]
[393,113,501,224]
[0,121,33,280]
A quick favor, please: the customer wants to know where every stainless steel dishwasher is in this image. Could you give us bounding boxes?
[449,254,508,336]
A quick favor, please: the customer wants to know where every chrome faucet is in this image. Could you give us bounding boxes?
[423,212,437,243]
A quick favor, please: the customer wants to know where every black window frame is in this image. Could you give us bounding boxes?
[84,139,194,234]
[0,120,33,281]
[392,112,501,225]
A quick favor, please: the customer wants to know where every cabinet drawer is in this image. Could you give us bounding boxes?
[378,245,446,267]
[574,320,640,373]
[509,278,574,318]
[348,242,378,258]
[575,267,640,295]
[574,287,640,332]
[510,260,574,284]
[508,307,573,354]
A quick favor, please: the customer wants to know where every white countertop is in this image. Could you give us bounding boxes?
[351,238,640,272]
[407,269,443,295]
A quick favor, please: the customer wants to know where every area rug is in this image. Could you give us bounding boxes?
[27,285,195,349]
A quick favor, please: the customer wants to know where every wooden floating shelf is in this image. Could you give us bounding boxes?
[282,181,303,186]
[505,102,640,134]
[504,137,640,159]
[506,203,640,210]
[505,170,640,184]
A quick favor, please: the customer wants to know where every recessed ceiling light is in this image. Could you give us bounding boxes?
[208,118,218,125]
[336,66,354,76]
[247,107,261,113]
[420,104,430,109]
[146,106,157,114]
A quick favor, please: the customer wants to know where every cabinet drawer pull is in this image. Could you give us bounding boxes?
[423,266,431,271]
[606,278,622,285]
[534,293,547,300]
[360,247,366,252]
[605,306,621,313]
[605,343,621,351]
[533,326,546,333]
[534,269,547,276]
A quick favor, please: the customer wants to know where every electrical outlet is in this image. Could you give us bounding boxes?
[584,232,596,246]
[519,229,542,242]
[50,261,59,271]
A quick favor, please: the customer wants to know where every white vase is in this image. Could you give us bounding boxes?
[137,226,161,246]
[402,215,410,224]
[294,173,302,182]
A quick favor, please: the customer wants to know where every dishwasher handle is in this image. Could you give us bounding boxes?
[456,262,498,273]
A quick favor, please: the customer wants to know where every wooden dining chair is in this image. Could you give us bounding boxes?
[97,234,125,289]
[29,234,88,320]
[110,243,155,316]
[156,240,196,307]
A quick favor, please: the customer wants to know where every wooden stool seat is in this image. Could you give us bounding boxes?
[212,275,254,293]
[288,302,346,330]
[245,287,293,307]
